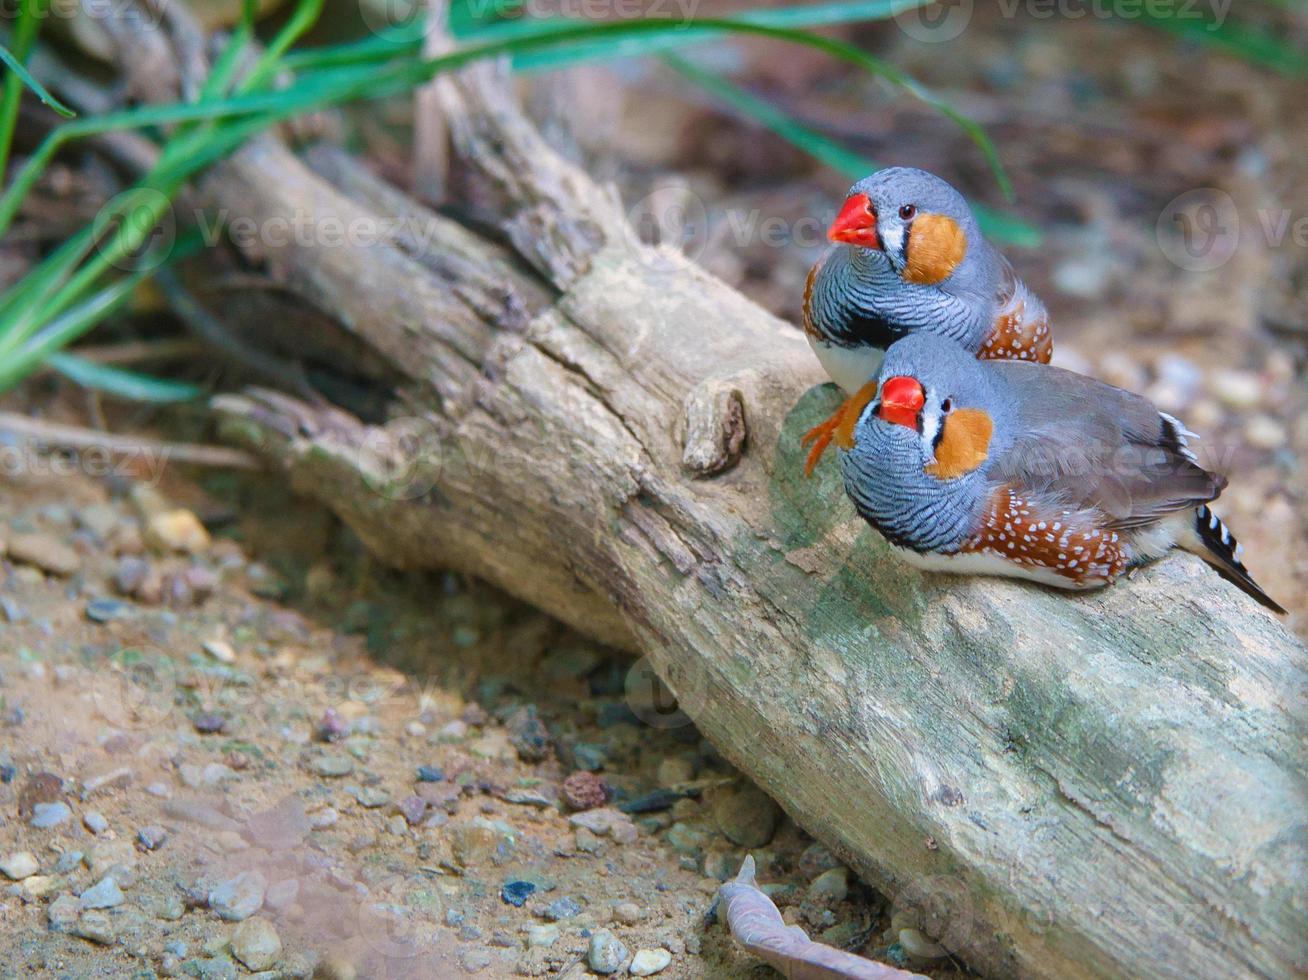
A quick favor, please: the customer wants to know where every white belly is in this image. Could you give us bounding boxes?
[808,338,884,394]
[890,544,1111,591]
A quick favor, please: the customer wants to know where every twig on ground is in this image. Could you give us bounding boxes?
[0,412,261,469]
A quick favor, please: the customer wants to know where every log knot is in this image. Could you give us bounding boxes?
[682,378,747,477]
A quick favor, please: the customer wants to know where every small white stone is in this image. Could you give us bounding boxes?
[629,948,673,976]
[1245,415,1287,451]
[526,924,559,948]
[202,639,236,663]
[1210,368,1262,410]
[231,916,281,970]
[79,876,125,910]
[1,852,39,880]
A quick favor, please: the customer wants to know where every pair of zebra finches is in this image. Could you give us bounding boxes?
[801,167,1283,614]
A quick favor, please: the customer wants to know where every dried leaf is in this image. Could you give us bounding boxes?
[719,856,927,980]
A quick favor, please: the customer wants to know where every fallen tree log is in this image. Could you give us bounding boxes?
[198,65,1308,980]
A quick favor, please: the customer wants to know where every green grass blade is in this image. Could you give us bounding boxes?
[662,54,1038,245]
[1,13,1010,239]
[0,5,1010,400]
[1139,11,1306,73]
[45,352,203,402]
[240,0,327,93]
[202,0,262,99]
[0,271,148,392]
[0,42,75,117]
[0,0,73,192]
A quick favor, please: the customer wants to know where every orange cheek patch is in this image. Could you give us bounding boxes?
[903,213,967,285]
[925,408,992,479]
[834,379,880,451]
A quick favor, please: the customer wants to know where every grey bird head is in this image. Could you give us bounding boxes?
[828,167,990,287]
[837,334,1006,553]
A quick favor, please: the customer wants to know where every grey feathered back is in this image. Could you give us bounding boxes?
[839,334,1224,550]
[823,169,1004,352]
[987,362,1224,530]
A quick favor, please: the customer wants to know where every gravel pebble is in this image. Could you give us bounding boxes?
[1210,369,1263,410]
[562,771,608,811]
[79,875,125,909]
[48,893,80,930]
[144,509,211,554]
[85,597,130,623]
[587,930,629,974]
[351,786,391,808]
[209,870,267,921]
[231,916,282,970]
[71,910,115,945]
[501,879,537,907]
[7,532,80,576]
[192,713,228,734]
[568,807,635,841]
[629,948,673,976]
[31,801,72,828]
[0,851,39,880]
[613,901,643,925]
[541,896,582,921]
[808,866,849,905]
[396,795,427,825]
[137,825,168,850]
[308,807,339,830]
[505,705,552,762]
[527,924,559,947]
[415,765,444,782]
[1246,414,1287,450]
[713,784,781,847]
[571,742,608,772]
[55,850,83,873]
[113,556,151,595]
[311,754,354,778]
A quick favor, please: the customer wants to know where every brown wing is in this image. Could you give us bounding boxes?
[958,484,1129,585]
[990,363,1223,531]
[981,259,1052,364]
[801,253,825,342]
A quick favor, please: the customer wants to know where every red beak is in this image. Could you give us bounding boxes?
[878,376,925,429]
[828,193,880,248]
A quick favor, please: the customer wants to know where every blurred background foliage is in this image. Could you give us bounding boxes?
[0,0,1302,401]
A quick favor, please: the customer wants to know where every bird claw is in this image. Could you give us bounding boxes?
[801,411,843,477]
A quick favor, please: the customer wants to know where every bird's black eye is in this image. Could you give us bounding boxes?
[899,204,917,221]
[941,397,953,414]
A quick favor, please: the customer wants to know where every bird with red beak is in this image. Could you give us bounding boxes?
[837,333,1285,614]
[801,167,1052,475]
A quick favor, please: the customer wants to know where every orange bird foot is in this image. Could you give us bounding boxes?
[800,379,881,477]
[801,409,844,476]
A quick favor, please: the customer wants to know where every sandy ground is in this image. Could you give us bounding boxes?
[0,465,956,978]
[0,6,1304,980]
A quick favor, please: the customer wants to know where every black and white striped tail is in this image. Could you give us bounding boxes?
[1193,506,1286,614]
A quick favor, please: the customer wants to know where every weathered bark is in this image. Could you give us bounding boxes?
[201,68,1308,980]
